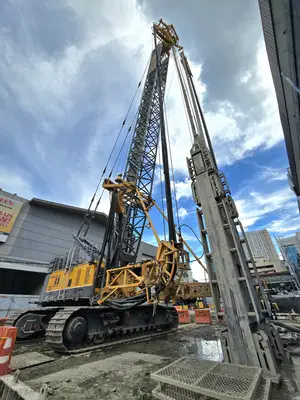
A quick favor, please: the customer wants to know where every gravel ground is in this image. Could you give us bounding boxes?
[10,323,300,400]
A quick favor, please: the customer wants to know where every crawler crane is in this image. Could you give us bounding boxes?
[6,21,193,354]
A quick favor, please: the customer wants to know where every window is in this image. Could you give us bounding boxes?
[67,279,72,287]
[285,245,298,267]
[54,277,60,285]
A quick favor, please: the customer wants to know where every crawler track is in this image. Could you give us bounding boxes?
[6,307,60,339]
[46,305,178,354]
[5,311,25,327]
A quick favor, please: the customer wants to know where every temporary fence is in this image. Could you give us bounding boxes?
[177,310,190,324]
[195,309,212,324]
[0,326,17,376]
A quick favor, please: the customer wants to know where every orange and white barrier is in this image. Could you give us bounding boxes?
[195,309,212,324]
[0,326,17,376]
[177,309,191,324]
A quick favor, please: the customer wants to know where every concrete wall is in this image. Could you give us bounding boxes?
[0,189,157,265]
[251,257,285,274]
[0,191,105,263]
[137,241,157,261]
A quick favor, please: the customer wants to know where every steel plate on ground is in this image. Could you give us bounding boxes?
[151,356,262,400]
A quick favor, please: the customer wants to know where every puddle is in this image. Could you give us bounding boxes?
[195,339,223,361]
[184,338,223,361]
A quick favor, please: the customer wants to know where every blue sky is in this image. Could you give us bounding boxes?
[1,0,299,280]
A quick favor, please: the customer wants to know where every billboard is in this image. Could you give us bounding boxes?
[0,196,23,234]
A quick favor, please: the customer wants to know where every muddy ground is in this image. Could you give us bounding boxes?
[12,323,300,400]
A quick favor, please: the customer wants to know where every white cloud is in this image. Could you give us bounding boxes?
[0,0,152,208]
[235,186,296,230]
[1,0,151,132]
[258,166,287,182]
[173,178,192,200]
[164,39,283,171]
[79,187,111,215]
[266,216,300,234]
[241,217,261,229]
[0,0,290,246]
[240,71,252,84]
[178,207,188,219]
[190,260,208,282]
[0,169,33,200]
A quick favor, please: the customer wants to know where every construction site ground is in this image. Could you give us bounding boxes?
[12,323,300,400]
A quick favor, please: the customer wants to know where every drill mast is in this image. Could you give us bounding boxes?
[172,48,284,376]
[109,21,180,268]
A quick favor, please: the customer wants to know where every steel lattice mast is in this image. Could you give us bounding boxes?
[108,21,180,267]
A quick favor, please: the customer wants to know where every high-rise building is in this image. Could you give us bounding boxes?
[277,232,300,282]
[244,229,285,274]
[245,229,279,261]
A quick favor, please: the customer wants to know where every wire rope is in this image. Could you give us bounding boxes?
[173,51,193,144]
[80,56,151,220]
[158,143,166,241]
[179,223,205,263]
[164,98,180,232]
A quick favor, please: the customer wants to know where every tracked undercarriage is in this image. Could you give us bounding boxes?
[7,304,178,354]
[6,308,59,339]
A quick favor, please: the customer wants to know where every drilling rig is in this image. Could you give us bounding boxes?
[7,19,284,377]
[6,21,193,353]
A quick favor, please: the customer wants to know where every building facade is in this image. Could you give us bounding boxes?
[0,189,156,296]
[277,232,300,283]
[245,229,279,260]
[244,229,285,274]
[259,0,300,210]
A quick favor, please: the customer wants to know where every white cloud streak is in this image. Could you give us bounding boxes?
[173,179,192,200]
[0,0,292,249]
[258,166,288,182]
[236,187,297,231]
[178,207,188,219]
[0,168,34,200]
[165,39,283,171]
